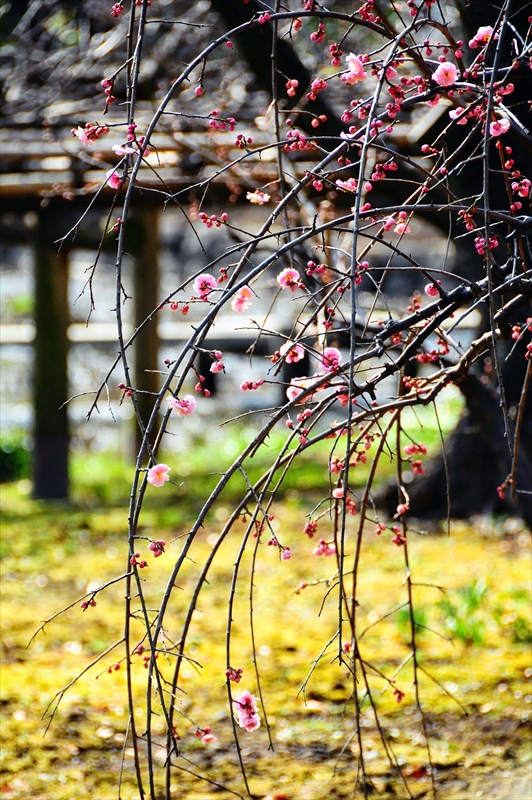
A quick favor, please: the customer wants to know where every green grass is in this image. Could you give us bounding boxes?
[1,462,531,800]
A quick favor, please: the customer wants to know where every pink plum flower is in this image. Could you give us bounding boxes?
[449,107,468,125]
[277,267,301,291]
[112,143,136,155]
[281,547,292,560]
[382,215,396,231]
[469,26,497,49]
[193,273,217,299]
[336,177,358,192]
[231,285,253,312]
[233,690,261,732]
[489,118,510,137]
[210,361,224,373]
[394,222,411,235]
[341,53,367,85]
[432,61,458,87]
[279,341,305,363]
[200,726,216,744]
[106,169,123,189]
[313,538,336,556]
[71,126,93,146]
[246,189,270,205]
[286,377,315,403]
[167,394,197,416]
[321,347,341,372]
[147,464,170,487]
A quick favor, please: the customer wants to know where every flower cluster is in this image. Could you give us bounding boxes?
[194,726,216,744]
[71,123,109,145]
[240,379,264,391]
[225,666,243,683]
[341,53,368,85]
[198,211,228,228]
[208,110,236,131]
[246,190,270,205]
[474,235,498,255]
[284,129,315,152]
[313,538,336,556]
[233,690,261,732]
[149,539,166,558]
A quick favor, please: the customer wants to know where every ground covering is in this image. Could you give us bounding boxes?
[1,459,531,799]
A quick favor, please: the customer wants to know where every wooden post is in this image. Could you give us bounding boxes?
[32,210,70,499]
[129,209,160,456]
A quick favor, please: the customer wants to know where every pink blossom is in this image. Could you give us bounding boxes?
[321,347,341,372]
[193,273,217,299]
[72,126,93,146]
[382,215,396,231]
[147,464,170,487]
[379,65,397,81]
[246,189,270,205]
[277,267,301,292]
[432,61,458,87]
[313,538,336,556]
[106,169,123,189]
[512,178,531,198]
[426,94,441,107]
[474,235,498,255]
[335,177,358,192]
[241,379,264,391]
[233,690,261,732]
[200,726,217,744]
[394,222,411,235]
[341,53,367,85]
[449,107,468,125]
[424,282,440,297]
[286,377,315,403]
[210,361,224,373]
[167,394,197,416]
[281,547,292,560]
[489,118,510,137]
[469,26,497,49]
[332,487,344,499]
[112,143,136,156]
[225,667,243,683]
[231,285,253,313]
[280,341,305,363]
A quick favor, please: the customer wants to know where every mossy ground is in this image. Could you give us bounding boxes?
[1,465,531,800]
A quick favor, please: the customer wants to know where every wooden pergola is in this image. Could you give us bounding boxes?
[0,121,307,498]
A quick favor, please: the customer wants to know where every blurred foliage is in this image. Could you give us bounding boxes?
[0,432,31,483]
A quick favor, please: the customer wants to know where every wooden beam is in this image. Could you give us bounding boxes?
[32,211,70,499]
